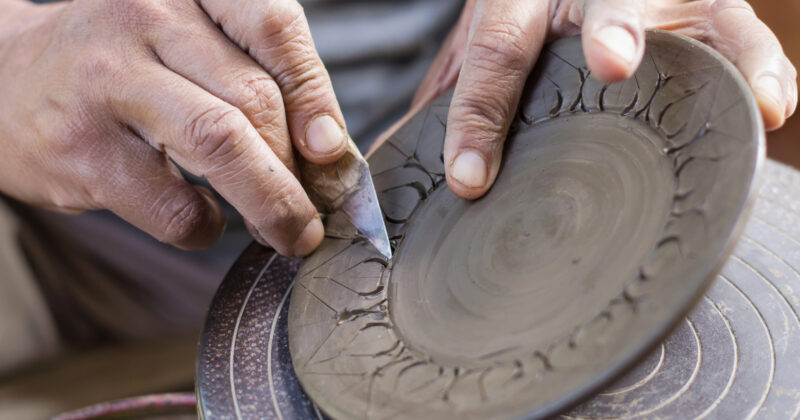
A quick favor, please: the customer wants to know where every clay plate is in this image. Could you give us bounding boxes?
[195,158,800,418]
[287,30,763,419]
[196,159,800,418]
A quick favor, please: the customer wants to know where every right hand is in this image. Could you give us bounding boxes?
[375,0,797,201]
[0,0,349,256]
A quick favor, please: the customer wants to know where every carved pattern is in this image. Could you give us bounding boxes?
[567,167,800,418]
[195,163,800,420]
[288,31,762,419]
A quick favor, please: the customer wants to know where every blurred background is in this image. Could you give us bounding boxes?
[0,2,796,420]
[753,1,800,168]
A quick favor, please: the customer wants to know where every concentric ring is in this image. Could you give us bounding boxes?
[564,160,800,419]
[196,161,800,420]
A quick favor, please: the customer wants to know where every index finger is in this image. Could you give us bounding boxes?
[114,63,323,257]
[200,0,350,164]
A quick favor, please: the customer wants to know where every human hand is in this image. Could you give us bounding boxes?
[403,0,797,200]
[0,0,350,256]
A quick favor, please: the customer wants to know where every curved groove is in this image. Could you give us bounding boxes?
[404,160,441,180]
[751,214,800,249]
[723,258,781,419]
[597,84,607,112]
[617,318,703,418]
[550,89,564,117]
[310,276,383,298]
[695,293,738,419]
[231,253,277,420]
[741,236,800,299]
[730,248,800,327]
[657,82,709,128]
[598,343,665,396]
[375,340,402,357]
[621,92,639,116]
[267,271,294,420]
[663,121,689,140]
[312,404,324,420]
[396,360,428,382]
[734,235,800,415]
[406,366,447,395]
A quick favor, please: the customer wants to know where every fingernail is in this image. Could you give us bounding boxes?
[593,25,637,65]
[451,150,487,188]
[293,216,324,257]
[306,115,346,154]
[755,74,784,107]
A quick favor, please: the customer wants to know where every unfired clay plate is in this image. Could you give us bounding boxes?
[287,30,764,419]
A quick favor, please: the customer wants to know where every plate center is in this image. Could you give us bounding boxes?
[390,113,676,365]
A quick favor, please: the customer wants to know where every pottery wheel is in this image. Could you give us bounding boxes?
[196,30,772,419]
[196,159,800,419]
[197,161,800,420]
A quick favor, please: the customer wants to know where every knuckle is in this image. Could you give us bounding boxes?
[233,75,285,126]
[470,20,530,75]
[44,117,113,209]
[258,180,307,243]
[263,75,318,114]
[278,61,331,113]
[452,92,514,138]
[255,1,307,45]
[49,120,90,157]
[116,0,174,27]
[249,2,326,96]
[48,107,104,158]
[79,51,116,81]
[159,192,207,244]
[251,2,320,77]
[264,180,300,222]
[278,0,306,28]
[184,105,250,162]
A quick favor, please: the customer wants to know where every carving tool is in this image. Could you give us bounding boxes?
[298,137,392,259]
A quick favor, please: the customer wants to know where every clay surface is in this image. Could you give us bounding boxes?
[286,31,763,419]
[391,113,675,364]
[285,30,763,419]
[196,159,800,419]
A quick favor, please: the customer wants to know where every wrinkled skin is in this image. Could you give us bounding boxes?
[0,0,350,256]
[373,0,798,201]
[0,0,796,257]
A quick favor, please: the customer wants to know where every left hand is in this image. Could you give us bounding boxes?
[379,0,798,200]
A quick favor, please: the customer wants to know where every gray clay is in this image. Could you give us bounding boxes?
[287,30,763,420]
[566,160,800,420]
[196,159,800,419]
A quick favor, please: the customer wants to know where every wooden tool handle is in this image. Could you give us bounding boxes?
[298,137,368,214]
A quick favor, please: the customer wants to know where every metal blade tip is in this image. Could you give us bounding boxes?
[341,171,392,260]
